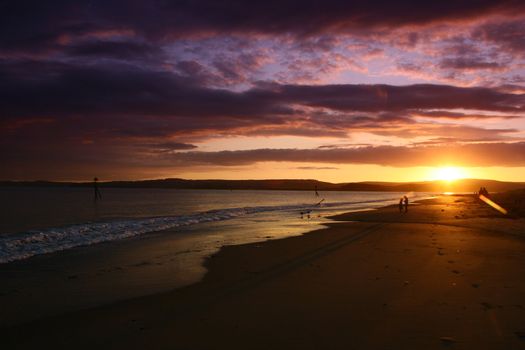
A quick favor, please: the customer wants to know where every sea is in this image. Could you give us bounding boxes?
[0,187,433,264]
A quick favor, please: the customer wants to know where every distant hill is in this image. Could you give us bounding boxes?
[1,178,524,193]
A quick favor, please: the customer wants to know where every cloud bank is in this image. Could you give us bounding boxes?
[1,1,525,179]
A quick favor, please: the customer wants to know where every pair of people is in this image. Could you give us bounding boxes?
[399,196,409,213]
[478,187,489,197]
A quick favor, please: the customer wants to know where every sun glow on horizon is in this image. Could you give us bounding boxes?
[432,166,467,182]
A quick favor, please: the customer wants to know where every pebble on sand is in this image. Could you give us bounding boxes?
[440,336,458,344]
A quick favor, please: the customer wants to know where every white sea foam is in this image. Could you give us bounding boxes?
[0,203,317,264]
[0,195,416,264]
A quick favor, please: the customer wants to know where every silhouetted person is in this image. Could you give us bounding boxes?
[403,196,409,213]
[93,177,102,201]
[399,198,404,212]
[315,185,319,197]
[478,187,489,198]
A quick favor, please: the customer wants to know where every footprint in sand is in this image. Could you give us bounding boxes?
[481,302,493,310]
[440,336,458,345]
[515,331,525,340]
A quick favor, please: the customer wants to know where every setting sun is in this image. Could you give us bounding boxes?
[433,166,466,182]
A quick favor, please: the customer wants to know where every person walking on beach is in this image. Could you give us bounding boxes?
[399,197,404,213]
[403,196,409,213]
[93,177,102,201]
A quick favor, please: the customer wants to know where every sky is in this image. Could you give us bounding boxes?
[1,1,525,182]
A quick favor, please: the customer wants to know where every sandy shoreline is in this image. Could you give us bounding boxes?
[2,194,525,349]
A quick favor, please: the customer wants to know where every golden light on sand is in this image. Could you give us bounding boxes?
[479,194,508,215]
[433,166,466,182]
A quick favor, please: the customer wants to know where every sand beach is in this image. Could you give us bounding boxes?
[2,193,525,349]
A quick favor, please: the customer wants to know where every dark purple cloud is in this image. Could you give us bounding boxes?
[2,1,525,180]
[0,60,292,120]
[4,138,525,180]
[3,1,524,53]
[413,110,521,119]
[137,142,197,152]
[64,40,164,61]
[1,59,523,139]
[160,142,525,167]
[269,83,525,113]
[473,20,525,56]
[439,57,504,70]
[1,58,523,140]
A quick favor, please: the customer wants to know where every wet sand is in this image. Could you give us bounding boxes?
[2,194,525,349]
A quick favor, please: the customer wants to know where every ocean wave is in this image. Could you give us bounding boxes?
[0,202,321,264]
[0,194,418,264]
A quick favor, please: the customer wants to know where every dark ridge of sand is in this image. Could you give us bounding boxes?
[2,195,525,349]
